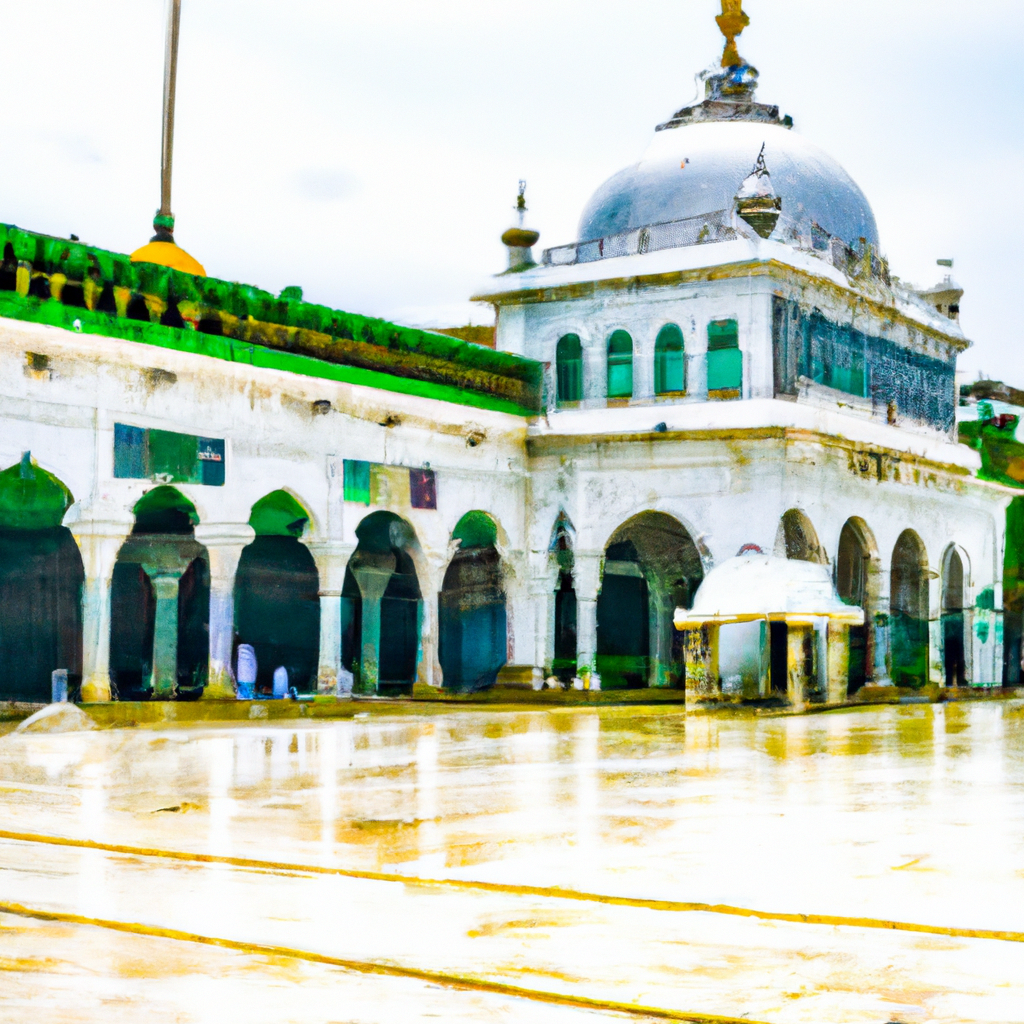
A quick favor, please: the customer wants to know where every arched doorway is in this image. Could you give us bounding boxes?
[891,530,930,688]
[837,518,877,693]
[942,547,967,687]
[551,513,577,683]
[235,491,320,696]
[342,511,422,696]
[110,486,209,700]
[0,455,83,702]
[439,511,506,692]
[597,512,704,689]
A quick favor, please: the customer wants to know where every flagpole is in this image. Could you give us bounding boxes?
[156,0,181,241]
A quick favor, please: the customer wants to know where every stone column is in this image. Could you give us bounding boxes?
[71,519,133,703]
[195,524,255,700]
[147,572,182,699]
[684,624,719,703]
[350,557,395,695]
[928,568,943,687]
[307,542,355,695]
[649,588,677,689]
[574,552,602,689]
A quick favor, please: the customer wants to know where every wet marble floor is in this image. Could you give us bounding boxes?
[0,701,1022,1023]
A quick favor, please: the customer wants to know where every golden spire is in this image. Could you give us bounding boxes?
[716,0,750,68]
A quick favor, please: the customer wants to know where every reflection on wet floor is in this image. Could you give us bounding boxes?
[1,702,1023,1023]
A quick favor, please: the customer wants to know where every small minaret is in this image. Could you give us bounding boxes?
[735,144,782,238]
[501,181,540,272]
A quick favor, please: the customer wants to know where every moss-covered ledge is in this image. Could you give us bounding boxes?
[0,223,542,416]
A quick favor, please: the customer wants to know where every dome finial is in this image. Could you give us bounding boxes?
[716,0,750,69]
[735,143,782,239]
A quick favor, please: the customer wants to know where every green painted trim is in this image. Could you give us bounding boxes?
[0,293,535,417]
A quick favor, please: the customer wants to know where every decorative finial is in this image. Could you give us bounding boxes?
[501,180,540,273]
[716,0,749,68]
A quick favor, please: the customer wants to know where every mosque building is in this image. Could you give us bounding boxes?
[0,3,1013,709]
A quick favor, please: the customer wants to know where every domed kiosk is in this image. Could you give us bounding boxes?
[674,554,864,708]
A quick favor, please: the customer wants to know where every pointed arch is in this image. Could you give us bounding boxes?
[597,511,705,689]
[111,485,208,699]
[440,511,506,692]
[343,511,423,696]
[891,530,930,688]
[234,491,320,695]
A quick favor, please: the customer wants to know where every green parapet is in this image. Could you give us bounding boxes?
[0,222,543,416]
[0,456,73,530]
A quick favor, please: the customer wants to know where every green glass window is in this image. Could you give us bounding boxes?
[707,319,742,393]
[606,330,633,399]
[556,333,583,403]
[654,323,685,394]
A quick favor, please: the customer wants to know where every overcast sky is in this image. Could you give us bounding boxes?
[1,1,1021,380]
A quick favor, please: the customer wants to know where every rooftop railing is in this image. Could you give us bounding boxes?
[540,209,891,289]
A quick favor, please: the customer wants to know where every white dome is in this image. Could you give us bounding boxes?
[675,555,864,628]
[579,120,878,250]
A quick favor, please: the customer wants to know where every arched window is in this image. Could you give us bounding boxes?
[556,334,583,404]
[606,330,633,399]
[707,318,742,394]
[654,323,685,395]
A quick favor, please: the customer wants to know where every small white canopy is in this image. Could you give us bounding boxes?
[674,554,864,629]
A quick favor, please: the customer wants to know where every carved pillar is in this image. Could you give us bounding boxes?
[147,572,182,699]
[827,621,849,704]
[421,556,448,688]
[788,623,812,705]
[307,541,355,695]
[71,519,133,703]
[194,524,255,699]
[684,624,718,702]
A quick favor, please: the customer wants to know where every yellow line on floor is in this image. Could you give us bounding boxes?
[1,828,1022,945]
[0,899,761,1024]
